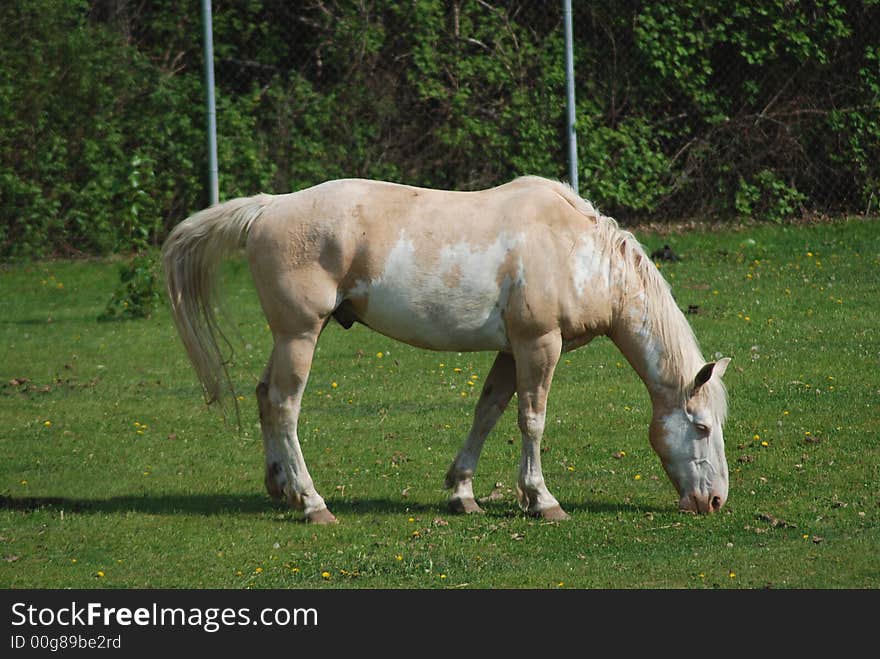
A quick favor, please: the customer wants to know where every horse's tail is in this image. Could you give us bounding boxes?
[161,194,272,405]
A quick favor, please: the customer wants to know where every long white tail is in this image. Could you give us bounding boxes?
[162,194,272,404]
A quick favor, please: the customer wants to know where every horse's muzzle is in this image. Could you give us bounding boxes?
[679,491,726,514]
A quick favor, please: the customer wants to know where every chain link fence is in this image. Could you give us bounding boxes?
[205,0,879,223]
[2,1,877,258]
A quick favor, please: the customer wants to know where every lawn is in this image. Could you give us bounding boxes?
[1,217,878,588]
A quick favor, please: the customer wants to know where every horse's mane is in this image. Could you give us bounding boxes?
[522,176,728,422]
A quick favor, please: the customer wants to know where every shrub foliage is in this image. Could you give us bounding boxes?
[2,0,877,258]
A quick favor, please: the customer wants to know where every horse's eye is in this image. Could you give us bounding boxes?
[694,423,710,435]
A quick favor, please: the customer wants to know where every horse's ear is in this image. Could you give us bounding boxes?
[693,357,731,391]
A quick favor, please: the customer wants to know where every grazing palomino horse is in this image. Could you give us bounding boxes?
[162,176,731,523]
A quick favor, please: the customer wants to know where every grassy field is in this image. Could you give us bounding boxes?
[1,218,878,589]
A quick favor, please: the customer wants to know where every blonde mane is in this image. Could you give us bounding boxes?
[535,177,728,422]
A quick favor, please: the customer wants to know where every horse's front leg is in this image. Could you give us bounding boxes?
[256,330,336,524]
[444,351,517,513]
[512,331,569,520]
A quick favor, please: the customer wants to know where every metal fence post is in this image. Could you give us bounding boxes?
[201,0,219,206]
[562,0,578,194]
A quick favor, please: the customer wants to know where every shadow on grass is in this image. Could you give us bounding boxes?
[0,494,270,516]
[0,494,669,519]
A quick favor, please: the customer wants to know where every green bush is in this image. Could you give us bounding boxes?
[1,0,877,259]
[98,252,161,321]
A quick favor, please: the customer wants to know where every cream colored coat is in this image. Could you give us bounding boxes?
[163,176,731,523]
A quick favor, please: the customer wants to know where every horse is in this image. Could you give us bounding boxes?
[162,176,731,524]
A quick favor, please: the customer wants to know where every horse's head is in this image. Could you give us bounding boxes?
[649,358,731,514]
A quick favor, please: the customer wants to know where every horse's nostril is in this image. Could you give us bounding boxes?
[710,495,722,511]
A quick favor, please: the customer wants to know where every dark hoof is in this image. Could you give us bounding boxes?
[448,497,484,514]
[306,508,338,525]
[531,505,570,521]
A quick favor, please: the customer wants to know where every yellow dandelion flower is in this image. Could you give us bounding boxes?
[634,474,642,480]
[96,571,105,578]
[753,434,761,440]
[567,466,575,472]
[331,382,338,388]
[255,567,263,574]
[453,367,462,373]
[412,530,420,537]
[408,517,415,523]
[43,420,52,427]
[761,441,769,447]
[321,571,331,579]
[71,558,77,564]
[439,363,445,368]
[395,555,403,561]
[376,351,383,359]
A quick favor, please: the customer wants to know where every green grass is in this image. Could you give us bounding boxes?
[1,218,878,589]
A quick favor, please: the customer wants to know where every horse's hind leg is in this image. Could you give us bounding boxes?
[256,327,336,524]
[445,352,516,513]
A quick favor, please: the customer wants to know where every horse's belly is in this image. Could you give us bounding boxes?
[353,280,509,351]
[344,230,528,351]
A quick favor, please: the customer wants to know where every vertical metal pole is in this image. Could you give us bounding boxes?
[562,0,578,194]
[202,0,219,205]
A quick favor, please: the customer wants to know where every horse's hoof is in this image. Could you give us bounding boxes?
[307,508,338,524]
[448,497,484,514]
[532,505,570,521]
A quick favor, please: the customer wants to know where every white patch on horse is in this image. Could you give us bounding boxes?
[572,237,609,296]
[350,232,524,350]
[636,320,665,385]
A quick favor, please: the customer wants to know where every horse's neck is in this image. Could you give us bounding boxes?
[608,278,702,404]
